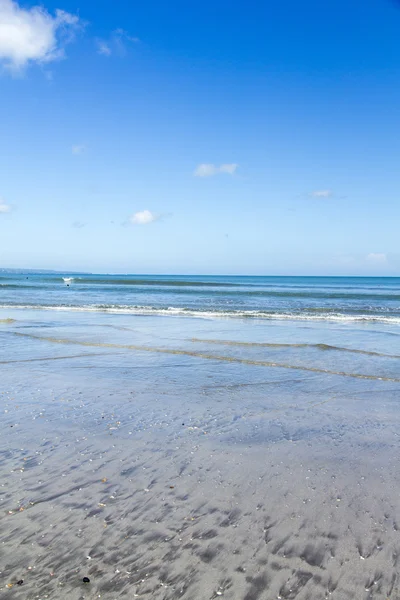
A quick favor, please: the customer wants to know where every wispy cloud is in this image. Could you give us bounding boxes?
[96,29,139,57]
[130,210,159,225]
[72,144,85,155]
[96,41,111,56]
[194,163,238,177]
[366,253,387,265]
[71,220,87,228]
[310,189,333,198]
[0,0,81,72]
[0,199,11,213]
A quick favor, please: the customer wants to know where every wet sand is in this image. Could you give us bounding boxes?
[1,310,400,599]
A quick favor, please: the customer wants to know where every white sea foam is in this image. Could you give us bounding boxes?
[1,304,400,324]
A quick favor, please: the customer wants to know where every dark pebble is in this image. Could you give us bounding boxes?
[16,580,23,586]
[82,577,90,583]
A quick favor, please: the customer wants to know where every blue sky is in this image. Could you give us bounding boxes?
[1,0,400,275]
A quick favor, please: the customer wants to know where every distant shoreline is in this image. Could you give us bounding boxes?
[0,269,91,275]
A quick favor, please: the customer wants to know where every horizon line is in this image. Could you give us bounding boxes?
[1,269,400,279]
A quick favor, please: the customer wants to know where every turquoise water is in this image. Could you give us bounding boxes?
[1,273,400,322]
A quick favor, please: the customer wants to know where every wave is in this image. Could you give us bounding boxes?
[9,331,400,382]
[1,303,400,324]
[190,338,400,358]
[0,284,32,288]
[56,277,240,287]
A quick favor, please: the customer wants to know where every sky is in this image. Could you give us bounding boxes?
[1,0,400,275]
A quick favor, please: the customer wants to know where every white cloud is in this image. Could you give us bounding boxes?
[311,189,333,198]
[130,210,159,225]
[71,220,86,228]
[96,40,111,56]
[96,29,139,57]
[0,199,11,213]
[72,144,85,155]
[194,163,238,177]
[0,0,81,72]
[366,253,387,265]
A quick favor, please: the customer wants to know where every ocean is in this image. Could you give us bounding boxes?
[1,273,400,323]
[1,274,400,599]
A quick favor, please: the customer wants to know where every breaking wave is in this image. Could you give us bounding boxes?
[1,303,400,324]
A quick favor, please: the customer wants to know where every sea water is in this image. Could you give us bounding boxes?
[1,273,400,323]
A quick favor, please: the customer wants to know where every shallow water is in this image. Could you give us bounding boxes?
[1,308,400,599]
